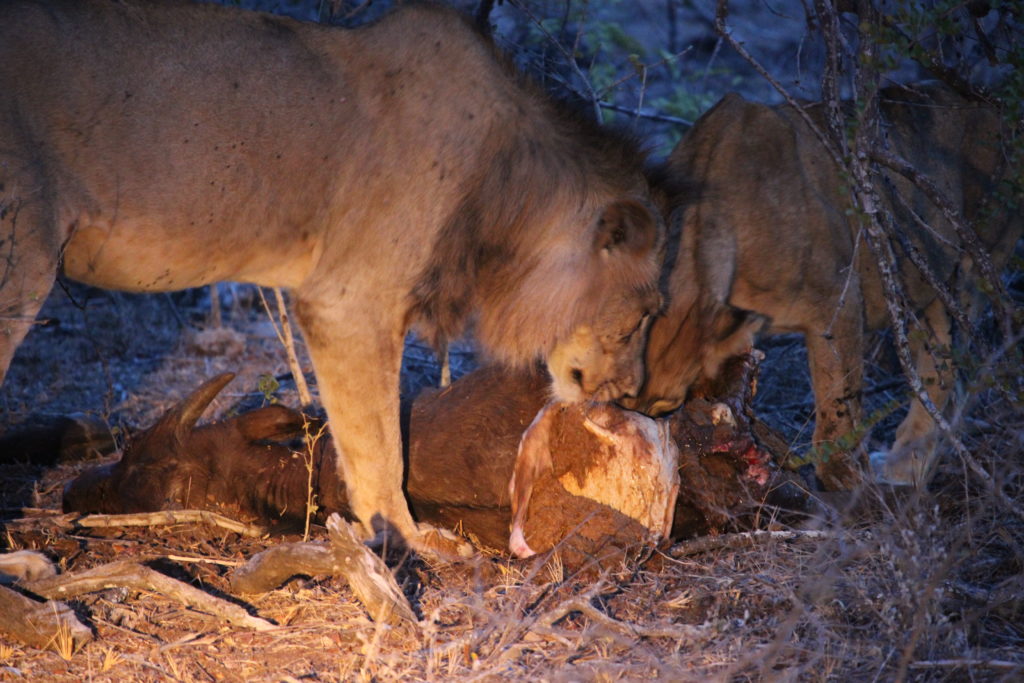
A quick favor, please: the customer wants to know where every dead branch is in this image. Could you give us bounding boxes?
[21,560,275,632]
[326,514,417,625]
[5,510,268,537]
[844,6,1024,523]
[228,514,416,627]
[517,581,709,655]
[594,46,694,101]
[228,542,336,594]
[164,554,242,567]
[667,529,835,559]
[273,288,312,407]
[75,510,268,537]
[847,107,1023,518]
[813,0,849,160]
[882,186,974,335]
[0,584,93,651]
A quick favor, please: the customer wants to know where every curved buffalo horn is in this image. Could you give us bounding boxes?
[172,372,237,444]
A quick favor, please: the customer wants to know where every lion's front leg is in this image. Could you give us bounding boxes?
[805,308,867,490]
[293,296,472,558]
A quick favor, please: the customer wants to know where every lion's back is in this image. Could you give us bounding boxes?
[668,84,1019,331]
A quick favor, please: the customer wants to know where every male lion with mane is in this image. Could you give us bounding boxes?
[0,0,663,554]
[624,83,1020,490]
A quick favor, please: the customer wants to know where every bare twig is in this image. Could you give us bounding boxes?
[667,529,835,559]
[909,659,1024,672]
[598,102,693,127]
[508,0,602,122]
[835,6,1024,523]
[594,46,694,101]
[878,187,974,336]
[300,417,330,542]
[164,554,243,567]
[531,593,707,642]
[813,0,849,159]
[258,288,313,407]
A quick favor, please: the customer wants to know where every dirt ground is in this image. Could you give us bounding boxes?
[2,276,1022,682]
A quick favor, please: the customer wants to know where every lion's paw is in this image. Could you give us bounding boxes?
[870,448,924,487]
[870,434,938,487]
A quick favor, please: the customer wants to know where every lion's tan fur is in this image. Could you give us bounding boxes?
[626,84,1020,489]
[0,0,662,548]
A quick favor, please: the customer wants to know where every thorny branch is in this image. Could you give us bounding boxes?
[509,1,693,128]
[872,147,1017,337]
[508,0,603,122]
[714,0,845,168]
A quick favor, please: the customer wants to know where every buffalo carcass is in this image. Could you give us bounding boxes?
[62,358,807,566]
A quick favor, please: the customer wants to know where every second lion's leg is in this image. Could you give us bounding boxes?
[805,304,866,490]
[870,298,952,486]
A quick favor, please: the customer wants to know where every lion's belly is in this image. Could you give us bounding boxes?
[61,219,318,293]
[63,224,226,291]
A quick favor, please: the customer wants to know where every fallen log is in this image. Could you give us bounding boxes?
[0,584,93,653]
[21,560,275,632]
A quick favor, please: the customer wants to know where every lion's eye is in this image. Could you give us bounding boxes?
[620,313,650,343]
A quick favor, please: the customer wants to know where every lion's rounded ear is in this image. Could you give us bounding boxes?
[594,199,659,256]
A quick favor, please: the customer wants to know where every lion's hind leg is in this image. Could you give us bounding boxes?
[870,298,953,486]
